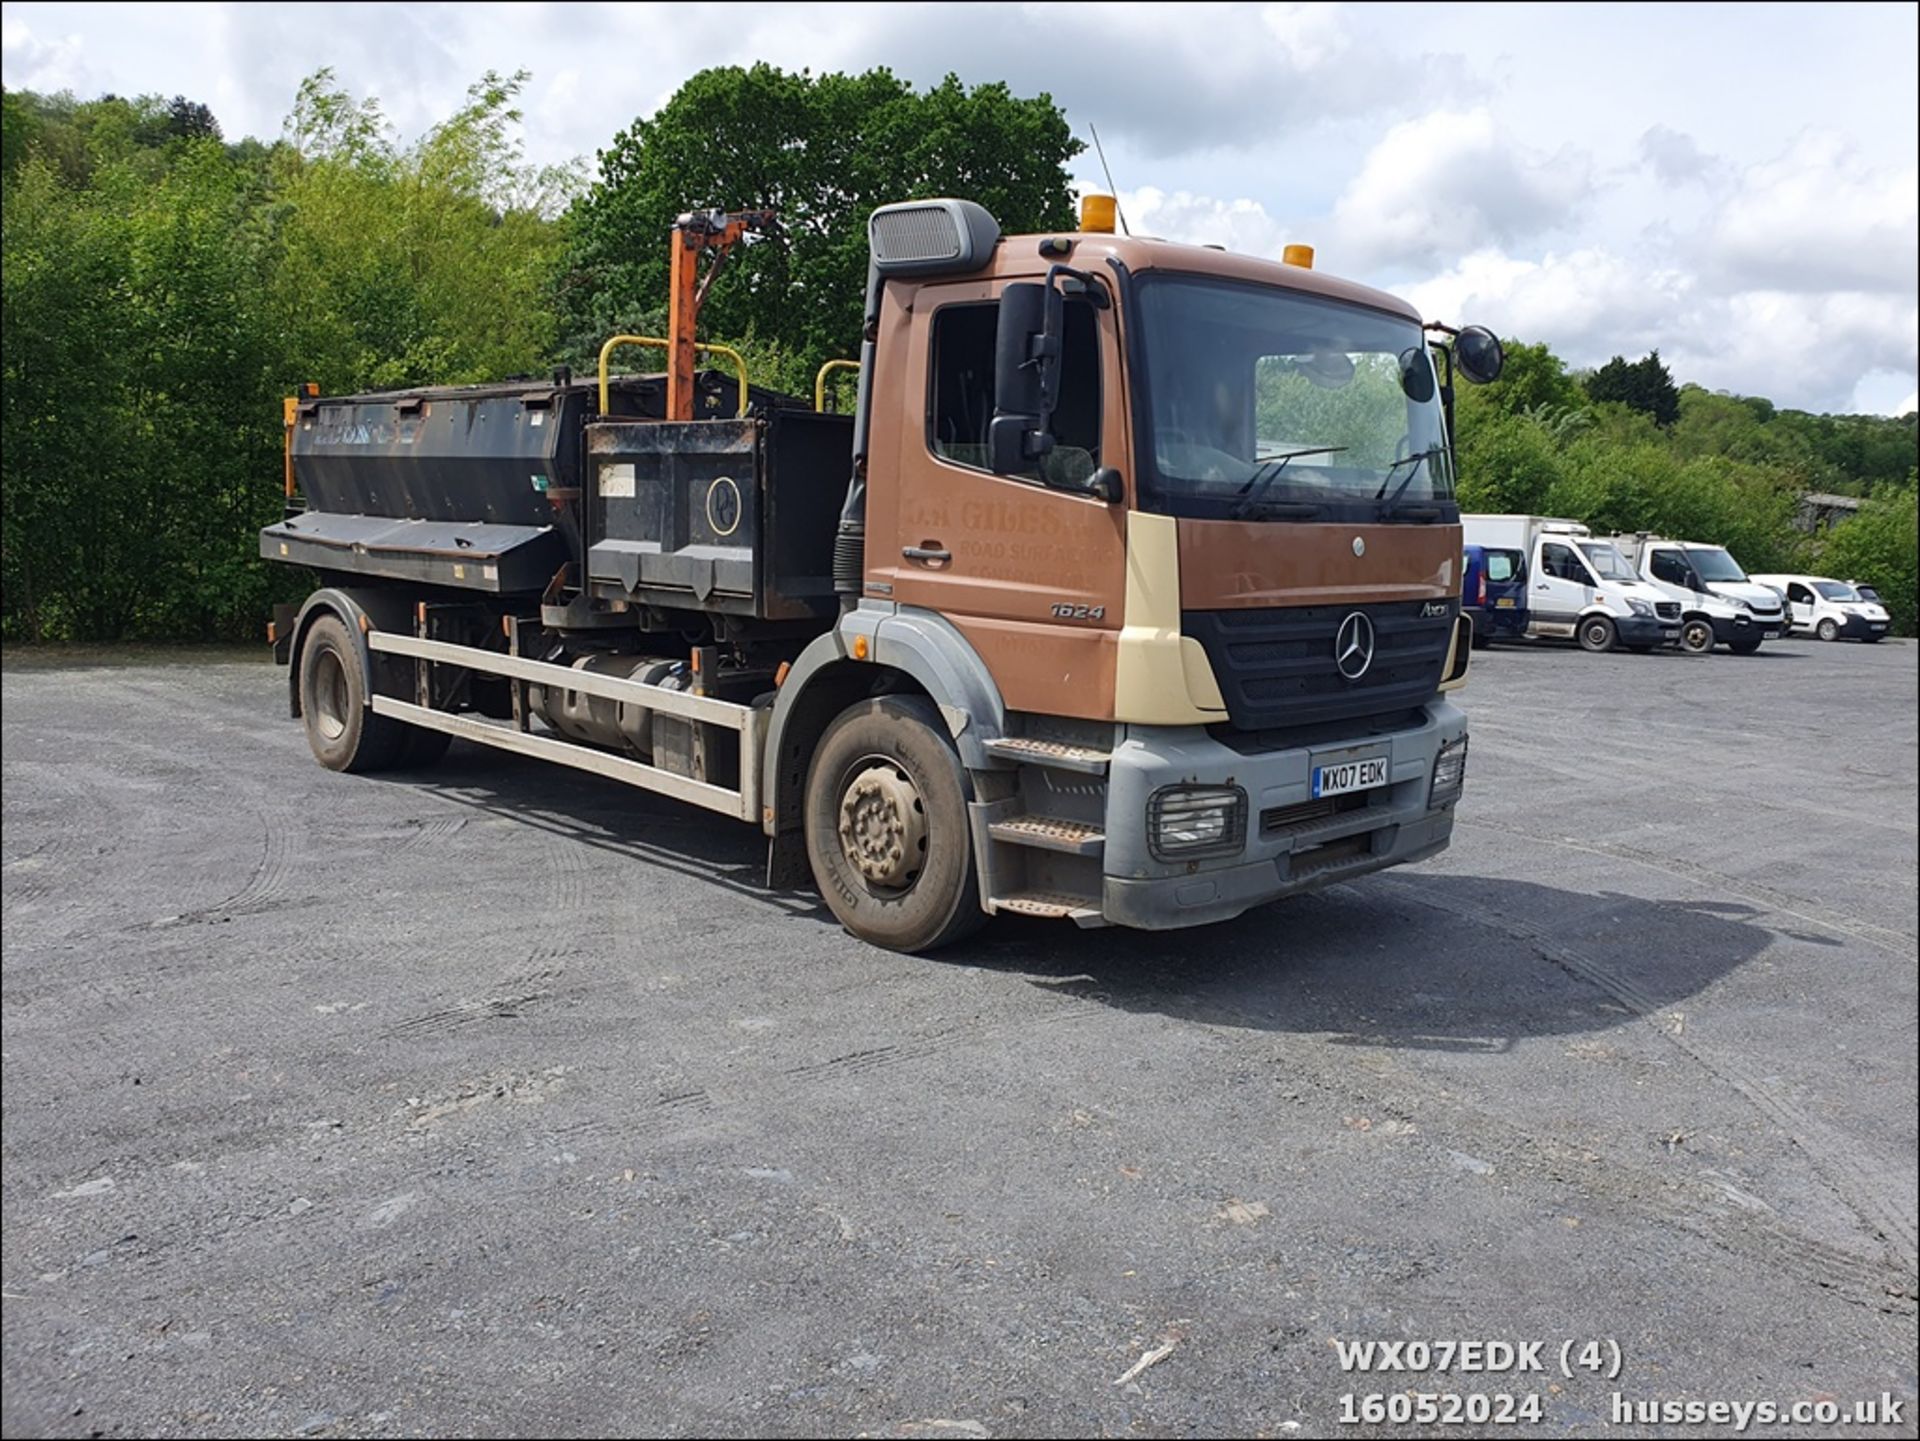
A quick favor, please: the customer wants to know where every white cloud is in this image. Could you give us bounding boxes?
[1329,108,1593,270]
[1403,247,1692,363]
[1707,131,1917,295]
[1637,125,1720,186]
[1,19,91,95]
[1091,183,1294,258]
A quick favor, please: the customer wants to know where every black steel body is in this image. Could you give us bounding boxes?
[585,410,851,621]
[260,372,841,624]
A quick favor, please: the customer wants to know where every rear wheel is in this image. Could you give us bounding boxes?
[1578,615,1618,653]
[298,614,406,773]
[804,695,986,954]
[1728,636,1763,655]
[1816,618,1841,642]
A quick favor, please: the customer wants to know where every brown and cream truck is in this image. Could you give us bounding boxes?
[262,196,1503,952]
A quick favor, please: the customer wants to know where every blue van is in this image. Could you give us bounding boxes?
[1463,543,1528,645]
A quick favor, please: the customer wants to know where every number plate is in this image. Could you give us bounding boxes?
[1494,597,1517,608]
[1313,756,1389,798]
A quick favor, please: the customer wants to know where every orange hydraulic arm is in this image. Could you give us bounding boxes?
[666,207,774,421]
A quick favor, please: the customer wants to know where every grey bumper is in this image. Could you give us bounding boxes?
[1619,614,1682,648]
[1101,701,1467,931]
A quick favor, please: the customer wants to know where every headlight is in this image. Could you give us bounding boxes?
[1626,598,1653,618]
[1430,736,1469,809]
[1724,595,1751,612]
[1147,785,1247,861]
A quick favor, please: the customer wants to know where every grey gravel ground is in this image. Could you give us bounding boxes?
[3,638,1916,1439]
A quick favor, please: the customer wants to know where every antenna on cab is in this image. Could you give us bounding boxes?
[1088,124,1130,237]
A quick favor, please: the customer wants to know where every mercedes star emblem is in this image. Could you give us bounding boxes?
[1353,536,1366,557]
[1335,611,1376,681]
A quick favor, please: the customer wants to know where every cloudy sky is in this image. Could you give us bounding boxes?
[6,1,1915,415]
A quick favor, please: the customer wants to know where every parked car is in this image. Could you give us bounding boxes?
[1610,534,1787,654]
[1749,574,1892,642]
[1463,542,1528,646]
[1461,515,1681,652]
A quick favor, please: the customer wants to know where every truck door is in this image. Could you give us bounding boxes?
[1531,540,1593,637]
[1785,581,1816,631]
[862,275,1128,720]
[1648,547,1697,599]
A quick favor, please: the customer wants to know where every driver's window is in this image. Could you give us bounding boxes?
[928,298,1101,486]
[1787,583,1813,605]
[1651,551,1691,587]
[1542,543,1585,583]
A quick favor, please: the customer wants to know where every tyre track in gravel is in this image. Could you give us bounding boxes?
[1455,817,1917,956]
[1368,873,1920,1282]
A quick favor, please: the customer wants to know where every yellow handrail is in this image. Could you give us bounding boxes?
[814,358,861,413]
[597,334,751,418]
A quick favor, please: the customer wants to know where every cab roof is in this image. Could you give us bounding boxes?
[1002,231,1424,324]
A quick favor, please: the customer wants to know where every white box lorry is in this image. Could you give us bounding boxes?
[1610,534,1788,654]
[1461,515,1683,653]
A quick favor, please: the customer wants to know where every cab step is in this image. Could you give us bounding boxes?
[990,889,1104,922]
[987,815,1106,857]
[982,736,1111,774]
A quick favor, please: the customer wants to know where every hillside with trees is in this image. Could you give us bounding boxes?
[2,69,1914,643]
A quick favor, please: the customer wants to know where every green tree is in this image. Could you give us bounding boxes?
[1819,486,1918,634]
[2,70,579,643]
[554,64,1081,373]
[1585,351,1681,427]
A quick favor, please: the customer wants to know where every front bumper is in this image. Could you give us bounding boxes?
[1619,614,1682,648]
[1710,612,1783,644]
[1840,614,1891,639]
[1101,701,1466,931]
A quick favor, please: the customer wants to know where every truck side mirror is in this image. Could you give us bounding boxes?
[1455,326,1504,385]
[988,282,1060,475]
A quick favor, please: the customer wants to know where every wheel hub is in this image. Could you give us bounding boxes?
[837,763,926,890]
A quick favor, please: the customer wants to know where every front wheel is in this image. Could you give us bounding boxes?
[804,695,986,954]
[1679,618,1715,655]
[1816,618,1841,642]
[1578,615,1618,653]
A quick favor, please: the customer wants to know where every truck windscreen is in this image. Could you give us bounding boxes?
[1133,275,1452,523]
[1689,548,1749,582]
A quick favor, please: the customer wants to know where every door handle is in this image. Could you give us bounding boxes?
[902,545,951,563]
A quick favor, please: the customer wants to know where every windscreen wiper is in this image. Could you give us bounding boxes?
[1231,446,1347,520]
[1375,446,1447,517]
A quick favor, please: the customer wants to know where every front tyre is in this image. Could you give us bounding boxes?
[1679,618,1715,655]
[1578,615,1618,653]
[1816,618,1841,642]
[804,695,987,954]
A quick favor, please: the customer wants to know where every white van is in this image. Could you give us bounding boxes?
[1611,535,1787,655]
[1462,515,1682,653]
[1748,574,1892,642]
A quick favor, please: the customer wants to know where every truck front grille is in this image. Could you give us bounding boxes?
[1655,601,1682,621]
[1183,600,1456,733]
